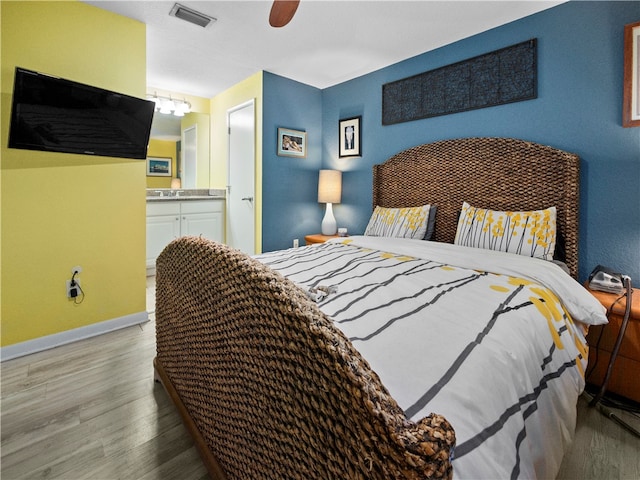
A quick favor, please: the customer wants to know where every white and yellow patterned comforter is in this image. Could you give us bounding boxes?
[256,236,607,480]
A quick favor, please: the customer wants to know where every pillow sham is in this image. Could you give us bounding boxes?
[454,202,556,260]
[365,204,431,239]
[424,205,437,240]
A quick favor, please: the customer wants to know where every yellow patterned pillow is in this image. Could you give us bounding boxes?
[454,202,556,260]
[364,205,431,239]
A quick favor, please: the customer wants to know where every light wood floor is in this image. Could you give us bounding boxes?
[1,278,639,479]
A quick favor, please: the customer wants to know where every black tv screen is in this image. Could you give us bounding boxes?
[8,67,155,159]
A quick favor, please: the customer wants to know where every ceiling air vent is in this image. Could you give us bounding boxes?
[169,3,216,28]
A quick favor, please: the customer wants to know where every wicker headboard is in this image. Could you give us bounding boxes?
[372,137,580,278]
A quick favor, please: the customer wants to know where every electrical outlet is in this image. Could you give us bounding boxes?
[293,238,299,248]
[66,278,81,299]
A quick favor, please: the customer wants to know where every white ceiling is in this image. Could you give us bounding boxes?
[84,0,563,99]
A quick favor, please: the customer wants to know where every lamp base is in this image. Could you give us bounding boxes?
[321,203,337,235]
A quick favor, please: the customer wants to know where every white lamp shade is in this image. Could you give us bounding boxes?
[318,170,342,204]
[159,99,174,114]
[176,100,191,114]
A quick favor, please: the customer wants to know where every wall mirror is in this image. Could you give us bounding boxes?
[148,111,210,189]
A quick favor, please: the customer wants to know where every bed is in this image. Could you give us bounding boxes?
[154,137,608,479]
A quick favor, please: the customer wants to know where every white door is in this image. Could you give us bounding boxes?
[182,125,197,188]
[227,101,256,255]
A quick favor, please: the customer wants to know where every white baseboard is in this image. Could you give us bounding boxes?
[0,311,150,362]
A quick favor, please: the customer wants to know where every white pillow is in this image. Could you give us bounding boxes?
[454,202,556,260]
[365,205,431,239]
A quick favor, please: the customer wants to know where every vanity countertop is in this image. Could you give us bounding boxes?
[146,188,225,202]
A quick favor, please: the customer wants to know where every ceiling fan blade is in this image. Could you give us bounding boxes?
[269,0,300,28]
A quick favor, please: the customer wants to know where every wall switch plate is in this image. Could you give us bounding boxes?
[293,239,299,248]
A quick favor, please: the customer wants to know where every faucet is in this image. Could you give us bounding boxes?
[154,190,164,197]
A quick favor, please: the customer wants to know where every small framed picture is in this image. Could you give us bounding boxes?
[339,116,361,158]
[277,128,306,158]
[147,156,172,177]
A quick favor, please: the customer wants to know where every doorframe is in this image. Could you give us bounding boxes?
[227,99,257,254]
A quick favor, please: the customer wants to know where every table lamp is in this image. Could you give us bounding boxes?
[318,169,342,235]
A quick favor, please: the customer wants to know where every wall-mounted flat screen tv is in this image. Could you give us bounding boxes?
[8,67,155,159]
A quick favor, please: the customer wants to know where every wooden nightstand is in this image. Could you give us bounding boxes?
[304,234,340,245]
[586,284,640,403]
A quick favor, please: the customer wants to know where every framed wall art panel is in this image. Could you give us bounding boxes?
[623,21,640,127]
[339,116,361,158]
[382,39,537,125]
[147,157,172,177]
[277,128,306,158]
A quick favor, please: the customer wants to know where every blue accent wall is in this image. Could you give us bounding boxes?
[262,1,640,283]
[262,72,322,252]
[321,1,640,283]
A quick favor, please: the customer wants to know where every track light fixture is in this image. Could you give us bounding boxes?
[147,93,191,117]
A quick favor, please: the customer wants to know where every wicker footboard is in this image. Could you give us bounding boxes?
[155,236,455,479]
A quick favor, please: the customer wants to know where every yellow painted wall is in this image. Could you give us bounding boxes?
[1,1,148,346]
[210,72,263,252]
[146,139,177,189]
